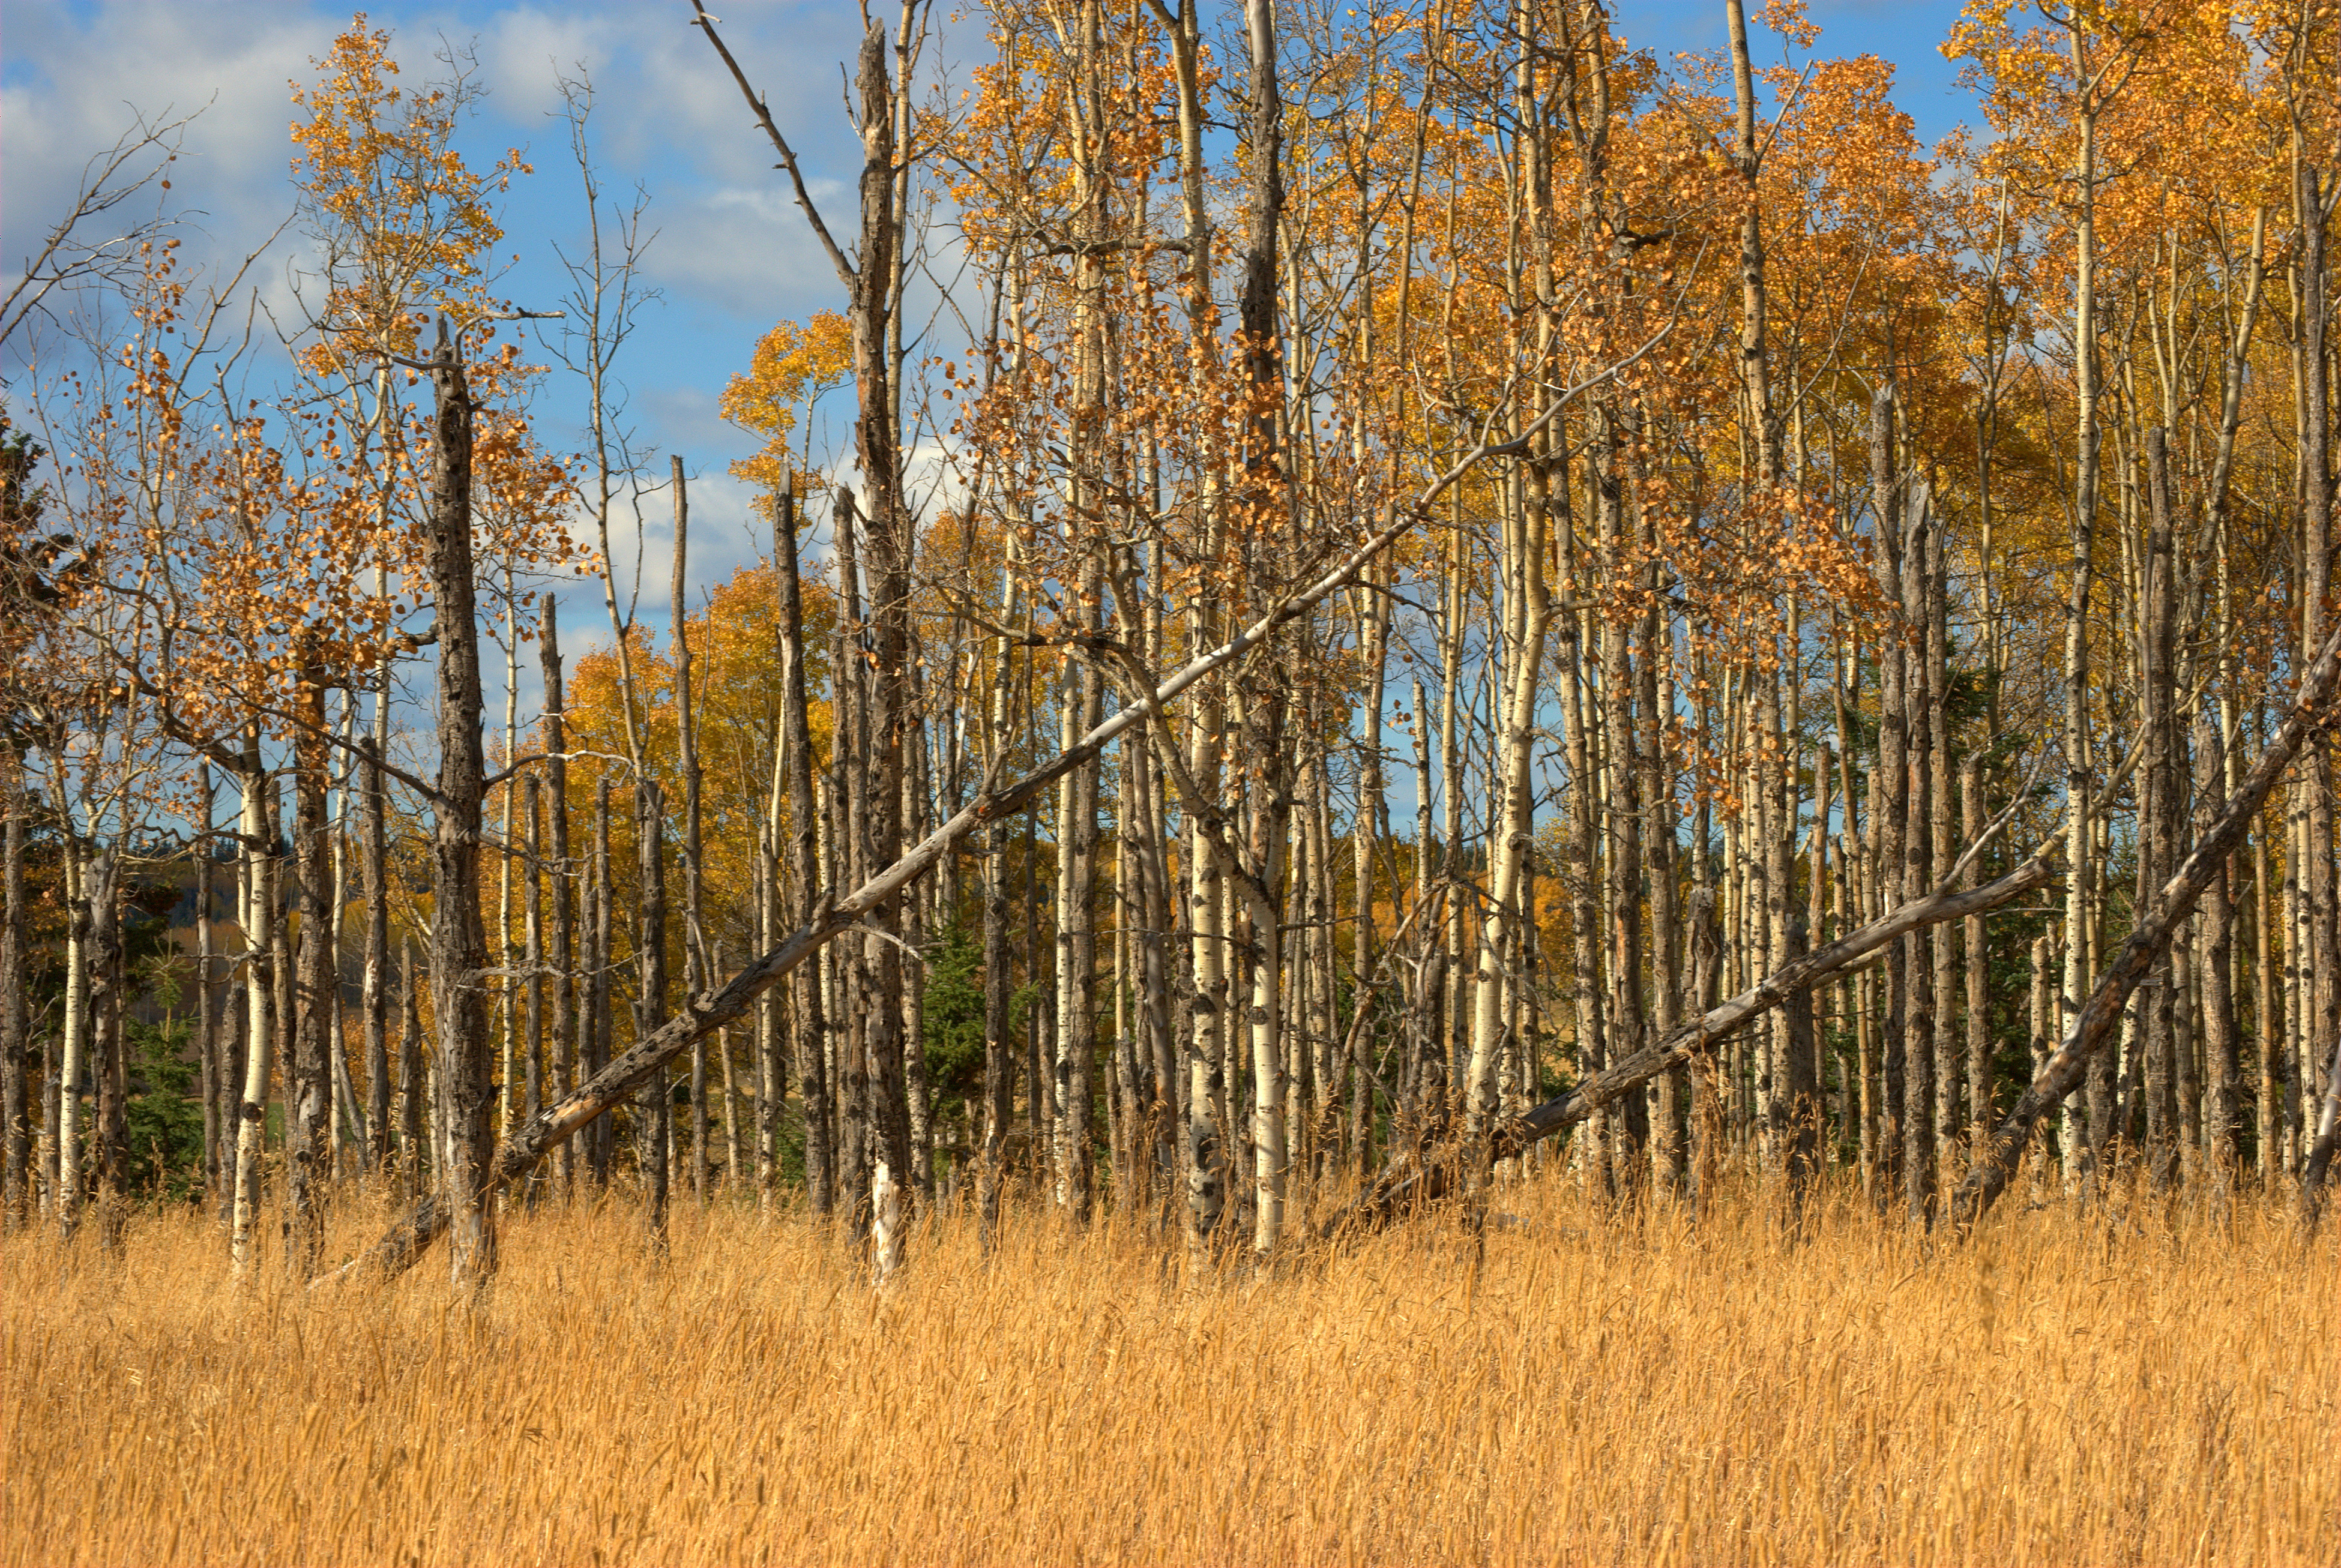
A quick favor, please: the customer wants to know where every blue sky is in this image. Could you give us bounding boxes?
[2,0,1984,730]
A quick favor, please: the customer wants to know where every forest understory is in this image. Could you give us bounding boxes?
[4,1177,2334,1567]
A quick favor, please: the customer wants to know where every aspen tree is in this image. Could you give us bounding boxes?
[80,851,121,1248]
[359,730,391,1173]
[229,733,274,1281]
[1464,0,1555,1161]
[2285,120,2338,1206]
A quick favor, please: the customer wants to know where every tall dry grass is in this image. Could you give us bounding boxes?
[4,1174,2334,1566]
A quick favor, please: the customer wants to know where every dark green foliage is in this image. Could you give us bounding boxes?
[124,1017,205,1203]
[921,921,985,1128]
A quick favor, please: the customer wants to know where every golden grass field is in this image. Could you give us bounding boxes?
[4,1174,2334,1566]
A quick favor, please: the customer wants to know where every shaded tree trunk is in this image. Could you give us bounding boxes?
[635,776,670,1252]
[774,482,831,1217]
[424,325,496,1291]
[2,748,29,1230]
[285,663,336,1277]
[541,597,574,1197]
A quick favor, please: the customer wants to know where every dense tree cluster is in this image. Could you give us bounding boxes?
[3,0,2337,1284]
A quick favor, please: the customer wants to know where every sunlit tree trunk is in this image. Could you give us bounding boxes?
[2062,53,2103,1200]
[2295,158,2340,1207]
[229,737,275,1280]
[360,727,391,1176]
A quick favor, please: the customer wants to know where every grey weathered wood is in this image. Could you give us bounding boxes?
[773,482,832,1215]
[1325,853,2062,1236]
[423,323,496,1289]
[540,597,573,1194]
[4,748,32,1227]
[360,730,391,1173]
[1952,619,2341,1233]
[285,665,335,1276]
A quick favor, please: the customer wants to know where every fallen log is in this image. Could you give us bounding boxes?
[1322,852,2061,1236]
[1950,619,2341,1234]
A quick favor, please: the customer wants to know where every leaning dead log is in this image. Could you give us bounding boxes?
[1951,619,2341,1234]
[1323,852,2061,1236]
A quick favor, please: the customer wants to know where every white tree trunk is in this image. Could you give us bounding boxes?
[53,849,87,1239]
[230,766,274,1281]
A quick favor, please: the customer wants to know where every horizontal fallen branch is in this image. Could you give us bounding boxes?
[1321,852,2061,1237]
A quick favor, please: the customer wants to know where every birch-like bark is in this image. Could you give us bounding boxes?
[1868,390,1908,1206]
[1351,565,1389,1176]
[1724,0,1779,485]
[1246,687,1291,1252]
[1184,683,1228,1249]
[523,776,545,1144]
[229,740,274,1280]
[2141,426,2181,1186]
[2061,38,2103,1196]
[1901,481,1938,1224]
[360,728,391,1173]
[1464,404,1550,1146]
[328,697,363,1176]
[2291,160,2339,1211]
[1962,754,1993,1146]
[86,850,125,1249]
[53,843,88,1240]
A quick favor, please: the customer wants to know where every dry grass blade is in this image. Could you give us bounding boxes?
[5,1179,2333,1566]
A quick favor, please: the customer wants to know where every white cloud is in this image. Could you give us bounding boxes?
[1,1,328,366]
[4,0,963,659]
